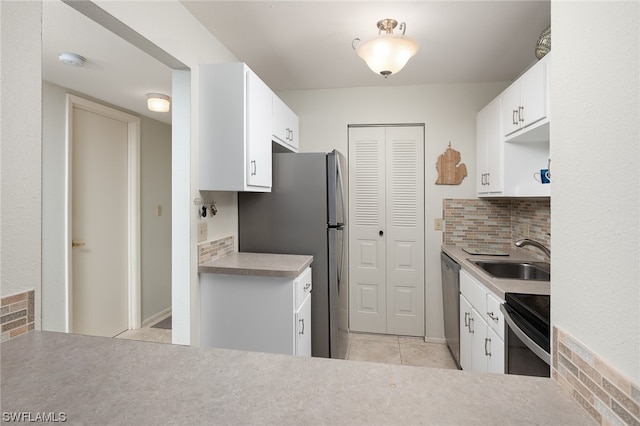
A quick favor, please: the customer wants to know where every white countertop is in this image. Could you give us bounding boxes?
[199,252,313,278]
[442,245,550,298]
[1,331,593,425]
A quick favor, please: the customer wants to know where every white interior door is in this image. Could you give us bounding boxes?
[348,125,425,336]
[385,126,425,336]
[348,127,387,333]
[70,97,138,337]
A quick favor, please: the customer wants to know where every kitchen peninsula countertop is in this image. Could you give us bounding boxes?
[199,252,313,278]
[442,244,550,298]
[1,331,593,425]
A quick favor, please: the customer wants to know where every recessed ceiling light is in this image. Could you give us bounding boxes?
[58,52,86,67]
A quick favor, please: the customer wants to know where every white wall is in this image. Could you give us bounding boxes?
[139,115,172,323]
[0,1,42,328]
[95,0,238,345]
[279,82,508,340]
[551,1,640,382]
[41,81,173,330]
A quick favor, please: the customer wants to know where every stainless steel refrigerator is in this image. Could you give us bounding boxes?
[238,150,348,359]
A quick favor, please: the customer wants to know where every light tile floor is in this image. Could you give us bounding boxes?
[114,315,172,344]
[345,332,459,370]
[114,323,459,371]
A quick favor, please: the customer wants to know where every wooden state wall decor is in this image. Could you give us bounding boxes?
[435,142,467,185]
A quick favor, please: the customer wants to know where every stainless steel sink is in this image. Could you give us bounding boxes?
[470,260,551,281]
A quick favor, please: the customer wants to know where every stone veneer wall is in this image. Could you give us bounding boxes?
[442,198,551,259]
[1,290,35,341]
[198,236,234,265]
[554,327,640,425]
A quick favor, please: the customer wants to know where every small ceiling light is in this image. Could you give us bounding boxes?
[146,93,171,113]
[58,52,86,67]
[352,19,419,78]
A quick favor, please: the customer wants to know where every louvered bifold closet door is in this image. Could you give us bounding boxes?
[348,127,387,333]
[348,125,424,336]
[385,126,424,336]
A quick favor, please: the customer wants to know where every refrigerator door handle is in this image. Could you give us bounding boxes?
[335,151,347,227]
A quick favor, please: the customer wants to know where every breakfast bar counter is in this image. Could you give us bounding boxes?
[1,331,593,425]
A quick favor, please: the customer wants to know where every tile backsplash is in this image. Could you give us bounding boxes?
[1,290,35,341]
[554,327,640,426]
[198,236,235,265]
[443,198,550,259]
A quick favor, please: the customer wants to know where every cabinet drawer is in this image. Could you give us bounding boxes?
[460,269,486,315]
[486,293,505,340]
[295,267,312,309]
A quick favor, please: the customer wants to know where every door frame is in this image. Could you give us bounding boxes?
[347,123,426,336]
[64,94,141,333]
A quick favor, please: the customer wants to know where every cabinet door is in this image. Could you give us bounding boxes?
[502,83,522,136]
[486,326,505,374]
[459,294,473,371]
[246,71,272,188]
[476,104,489,194]
[519,60,547,129]
[470,307,489,373]
[296,294,312,356]
[272,95,299,151]
[477,97,503,195]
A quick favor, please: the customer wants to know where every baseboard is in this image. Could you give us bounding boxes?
[424,336,447,344]
[142,307,171,328]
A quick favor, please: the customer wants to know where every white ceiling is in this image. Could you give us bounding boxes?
[181,0,551,91]
[42,1,173,125]
[42,1,550,125]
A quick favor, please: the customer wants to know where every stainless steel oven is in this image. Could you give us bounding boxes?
[500,293,550,377]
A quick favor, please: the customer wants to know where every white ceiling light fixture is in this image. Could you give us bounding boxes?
[146,93,171,113]
[58,52,86,67]
[352,19,419,78]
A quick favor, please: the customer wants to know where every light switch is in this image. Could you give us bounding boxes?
[434,218,444,231]
[198,222,208,242]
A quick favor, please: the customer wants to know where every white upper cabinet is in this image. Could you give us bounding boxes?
[477,54,551,198]
[272,95,299,152]
[502,54,550,139]
[199,62,272,192]
[476,97,504,195]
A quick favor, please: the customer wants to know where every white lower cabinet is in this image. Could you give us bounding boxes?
[459,269,505,374]
[200,267,312,356]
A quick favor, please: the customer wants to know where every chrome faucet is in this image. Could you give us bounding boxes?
[515,238,550,258]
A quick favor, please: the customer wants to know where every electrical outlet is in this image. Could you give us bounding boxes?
[198,222,208,242]
[434,218,444,231]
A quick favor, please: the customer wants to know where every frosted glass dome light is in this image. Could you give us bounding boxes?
[353,19,419,78]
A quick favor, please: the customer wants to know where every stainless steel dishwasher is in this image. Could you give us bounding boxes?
[441,252,461,368]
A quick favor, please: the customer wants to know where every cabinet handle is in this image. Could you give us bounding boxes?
[468,317,474,334]
[485,337,491,356]
[303,282,311,291]
[512,109,519,125]
[299,318,305,335]
[487,311,499,322]
[486,173,490,186]
[481,173,485,186]
[289,129,294,142]
[519,105,525,123]
[250,160,257,176]
[464,312,469,327]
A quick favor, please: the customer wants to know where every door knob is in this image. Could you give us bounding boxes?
[72,241,86,248]
[379,230,384,236]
